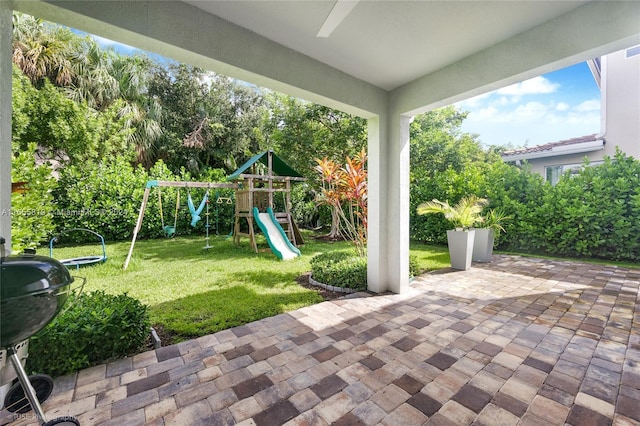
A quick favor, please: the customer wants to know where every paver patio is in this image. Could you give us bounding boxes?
[2,255,639,426]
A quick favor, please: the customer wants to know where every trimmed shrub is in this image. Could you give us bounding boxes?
[409,254,421,278]
[310,252,424,288]
[27,291,150,378]
[310,251,367,290]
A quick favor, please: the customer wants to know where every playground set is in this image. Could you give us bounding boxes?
[122,150,305,269]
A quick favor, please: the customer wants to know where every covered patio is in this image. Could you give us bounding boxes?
[2,1,640,293]
[1,2,640,425]
[2,256,639,425]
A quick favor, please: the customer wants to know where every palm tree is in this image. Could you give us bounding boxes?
[112,55,164,168]
[66,38,120,109]
[417,195,488,229]
[12,13,78,87]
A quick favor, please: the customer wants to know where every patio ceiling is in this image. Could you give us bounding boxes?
[184,1,586,91]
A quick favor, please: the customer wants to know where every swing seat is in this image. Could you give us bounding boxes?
[163,225,176,238]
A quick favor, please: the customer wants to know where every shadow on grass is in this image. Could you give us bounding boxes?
[230,269,304,289]
[151,284,322,341]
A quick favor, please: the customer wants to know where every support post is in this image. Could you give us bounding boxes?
[367,112,410,294]
[267,151,273,209]
[0,2,12,251]
[123,186,150,270]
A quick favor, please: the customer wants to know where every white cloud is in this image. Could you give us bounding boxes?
[456,92,490,109]
[513,102,548,120]
[575,99,600,112]
[566,112,600,125]
[556,102,570,111]
[497,76,560,96]
[491,97,510,107]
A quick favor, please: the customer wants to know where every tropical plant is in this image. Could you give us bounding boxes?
[314,149,368,256]
[11,13,78,87]
[417,195,488,229]
[481,208,511,236]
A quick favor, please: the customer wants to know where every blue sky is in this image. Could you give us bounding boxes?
[90,35,175,65]
[455,62,601,148]
[91,35,601,150]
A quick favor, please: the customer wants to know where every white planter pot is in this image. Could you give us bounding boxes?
[446,229,475,271]
[472,228,495,263]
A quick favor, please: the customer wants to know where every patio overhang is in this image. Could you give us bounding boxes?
[2,1,639,294]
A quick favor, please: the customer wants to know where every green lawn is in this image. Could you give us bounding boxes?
[48,233,449,342]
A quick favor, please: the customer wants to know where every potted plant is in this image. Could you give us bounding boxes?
[472,208,510,263]
[417,195,488,270]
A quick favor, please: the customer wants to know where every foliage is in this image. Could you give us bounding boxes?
[409,107,493,244]
[310,251,367,290]
[409,254,422,278]
[12,13,78,87]
[290,183,321,229]
[52,157,149,241]
[10,142,57,252]
[51,159,229,242]
[480,208,511,237]
[417,195,488,229]
[514,150,640,260]
[12,72,133,164]
[310,250,425,288]
[27,291,149,378]
[148,64,265,175]
[264,92,367,179]
[314,149,368,255]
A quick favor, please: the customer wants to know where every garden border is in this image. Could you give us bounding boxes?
[308,274,359,294]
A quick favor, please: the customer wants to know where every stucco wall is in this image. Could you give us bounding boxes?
[525,150,605,176]
[602,47,640,159]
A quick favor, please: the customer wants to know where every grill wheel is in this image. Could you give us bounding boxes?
[4,373,53,414]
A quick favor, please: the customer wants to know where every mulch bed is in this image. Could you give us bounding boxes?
[296,272,344,301]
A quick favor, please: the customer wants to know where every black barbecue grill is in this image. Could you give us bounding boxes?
[1,238,81,425]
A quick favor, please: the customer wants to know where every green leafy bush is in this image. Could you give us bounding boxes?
[10,142,57,253]
[27,291,150,378]
[310,251,367,290]
[409,255,421,278]
[52,157,151,241]
[52,158,232,242]
[310,252,425,288]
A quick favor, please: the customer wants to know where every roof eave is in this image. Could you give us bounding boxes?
[502,139,604,162]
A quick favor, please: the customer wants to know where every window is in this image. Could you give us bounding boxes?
[545,161,604,186]
[626,45,640,58]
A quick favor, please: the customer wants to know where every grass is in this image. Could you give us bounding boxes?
[48,232,450,342]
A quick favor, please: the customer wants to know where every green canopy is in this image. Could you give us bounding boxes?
[227,150,303,181]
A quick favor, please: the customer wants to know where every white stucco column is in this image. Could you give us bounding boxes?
[0,2,11,251]
[367,112,411,294]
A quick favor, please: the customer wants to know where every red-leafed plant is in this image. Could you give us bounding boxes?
[314,149,368,256]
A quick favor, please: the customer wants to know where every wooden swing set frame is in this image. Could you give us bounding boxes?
[122,180,237,270]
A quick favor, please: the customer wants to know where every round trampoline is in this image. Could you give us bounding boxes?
[49,229,107,270]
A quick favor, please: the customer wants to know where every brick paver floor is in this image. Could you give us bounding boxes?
[2,255,639,425]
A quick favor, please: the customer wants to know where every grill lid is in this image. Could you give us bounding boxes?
[0,254,74,299]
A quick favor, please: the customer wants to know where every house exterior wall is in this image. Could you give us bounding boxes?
[602,47,640,159]
[513,45,640,182]
[525,150,605,176]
